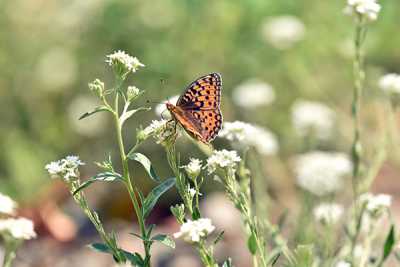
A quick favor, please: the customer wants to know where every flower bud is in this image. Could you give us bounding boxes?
[127,86,141,102]
[88,79,105,97]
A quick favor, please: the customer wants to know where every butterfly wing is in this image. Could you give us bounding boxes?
[174,73,222,143]
[176,73,222,110]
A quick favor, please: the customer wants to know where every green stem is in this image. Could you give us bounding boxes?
[113,81,150,266]
[350,18,367,266]
[3,238,19,267]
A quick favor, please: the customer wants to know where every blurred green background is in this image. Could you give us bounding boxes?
[1,0,399,201]
[1,1,400,262]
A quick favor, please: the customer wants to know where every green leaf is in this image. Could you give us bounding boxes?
[127,152,160,182]
[151,234,175,249]
[247,232,258,255]
[382,224,396,263]
[120,107,151,125]
[88,243,143,266]
[73,172,123,195]
[89,243,111,253]
[79,106,110,120]
[192,207,201,220]
[143,178,176,218]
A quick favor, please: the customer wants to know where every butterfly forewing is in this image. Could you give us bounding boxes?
[177,73,222,110]
[170,72,222,143]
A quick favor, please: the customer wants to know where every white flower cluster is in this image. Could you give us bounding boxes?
[0,193,36,240]
[0,218,37,240]
[183,158,202,180]
[292,100,336,140]
[173,218,215,243]
[106,50,145,74]
[232,80,275,109]
[45,155,85,181]
[379,73,400,95]
[142,119,175,144]
[155,95,180,118]
[261,16,305,50]
[206,149,241,174]
[0,192,17,215]
[344,0,381,22]
[219,121,279,155]
[313,203,344,225]
[359,193,391,216]
[294,151,352,196]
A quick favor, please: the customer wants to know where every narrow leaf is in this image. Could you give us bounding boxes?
[152,234,175,249]
[79,106,110,120]
[120,107,151,125]
[89,243,111,253]
[247,233,258,255]
[213,231,225,245]
[73,172,123,195]
[222,258,233,267]
[143,178,176,218]
[127,153,160,182]
[382,225,396,262]
[122,250,144,266]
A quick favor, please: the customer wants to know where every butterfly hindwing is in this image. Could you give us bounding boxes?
[177,73,221,110]
[187,109,223,142]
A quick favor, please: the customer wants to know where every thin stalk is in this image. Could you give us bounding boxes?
[350,17,367,264]
[112,80,150,266]
[3,238,18,267]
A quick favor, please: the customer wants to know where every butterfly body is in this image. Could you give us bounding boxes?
[166,73,223,143]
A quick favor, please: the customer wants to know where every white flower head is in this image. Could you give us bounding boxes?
[219,121,279,155]
[141,119,176,144]
[106,50,144,77]
[232,80,275,108]
[155,95,180,118]
[173,218,215,243]
[294,151,352,196]
[0,193,17,216]
[313,203,344,225]
[261,16,305,50]
[379,73,400,95]
[45,155,85,181]
[344,0,381,22]
[206,149,241,174]
[292,100,336,140]
[359,193,391,217]
[0,217,37,240]
[183,158,202,180]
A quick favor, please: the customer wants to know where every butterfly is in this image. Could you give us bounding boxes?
[166,73,223,144]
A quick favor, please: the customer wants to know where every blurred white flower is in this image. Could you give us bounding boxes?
[68,95,107,137]
[313,203,344,224]
[106,50,144,75]
[379,73,400,95]
[36,47,78,92]
[219,121,279,155]
[183,158,202,180]
[188,187,201,198]
[206,150,241,174]
[335,261,351,267]
[232,80,275,108]
[173,218,215,243]
[294,151,352,196]
[0,218,37,240]
[0,193,17,216]
[359,193,391,216]
[45,155,85,181]
[261,16,305,50]
[155,95,179,118]
[292,100,336,140]
[344,0,381,22]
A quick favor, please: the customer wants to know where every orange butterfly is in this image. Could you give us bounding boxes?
[166,73,223,144]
